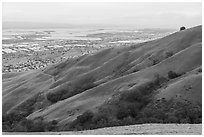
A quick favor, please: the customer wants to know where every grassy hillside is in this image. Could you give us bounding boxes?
[2,25,202,132]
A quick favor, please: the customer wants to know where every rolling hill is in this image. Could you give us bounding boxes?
[2,25,202,132]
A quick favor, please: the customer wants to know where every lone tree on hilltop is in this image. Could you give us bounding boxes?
[180,26,186,31]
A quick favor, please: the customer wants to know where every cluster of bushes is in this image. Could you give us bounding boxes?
[2,92,55,132]
[121,74,167,102]
[2,113,58,132]
[114,75,167,120]
[12,93,50,117]
[137,99,202,124]
[64,109,120,131]
[168,71,182,79]
[64,74,169,131]
[65,99,201,131]
[63,74,201,131]
[47,76,96,103]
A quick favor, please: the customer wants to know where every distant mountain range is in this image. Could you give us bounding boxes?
[2,22,93,29]
[3,21,178,31]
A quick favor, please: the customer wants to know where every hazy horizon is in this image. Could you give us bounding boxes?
[3,2,202,29]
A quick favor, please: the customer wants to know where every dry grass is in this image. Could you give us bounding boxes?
[3,124,202,135]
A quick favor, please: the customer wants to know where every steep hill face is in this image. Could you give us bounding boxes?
[2,26,202,130]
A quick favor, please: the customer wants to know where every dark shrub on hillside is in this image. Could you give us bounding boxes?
[116,102,140,120]
[2,113,58,132]
[73,76,96,93]
[137,99,202,124]
[2,112,25,123]
[152,59,160,65]
[47,89,68,103]
[69,110,95,130]
[91,113,110,128]
[121,74,167,103]
[198,68,202,72]
[168,71,181,79]
[121,116,135,125]
[115,80,165,122]
[3,112,28,132]
[51,120,58,125]
[62,76,96,100]
[77,110,94,123]
[67,107,121,131]
[165,51,174,58]
[116,103,131,120]
[47,76,96,103]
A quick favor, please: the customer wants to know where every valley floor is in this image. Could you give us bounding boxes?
[3,124,202,135]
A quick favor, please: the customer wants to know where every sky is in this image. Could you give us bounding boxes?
[2,2,202,29]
